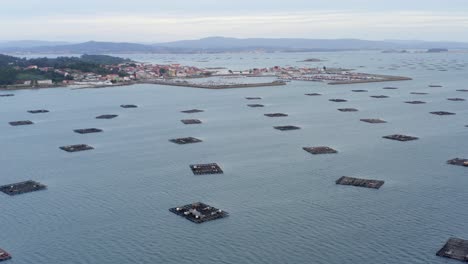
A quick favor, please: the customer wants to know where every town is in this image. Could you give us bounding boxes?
[0,54,411,90]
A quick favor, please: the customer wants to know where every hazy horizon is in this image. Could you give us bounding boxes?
[1,0,468,42]
[1,36,468,45]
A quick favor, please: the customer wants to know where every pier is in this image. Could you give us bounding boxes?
[447,158,468,167]
[411,92,428,95]
[352,90,368,92]
[336,176,384,189]
[28,109,49,114]
[120,104,138,108]
[430,111,455,116]
[436,238,468,262]
[170,137,202,145]
[383,134,419,142]
[264,113,288,117]
[9,120,33,126]
[246,97,262,100]
[0,248,11,261]
[181,119,202,124]
[96,114,118,119]
[447,98,465,101]
[169,202,228,223]
[73,128,103,134]
[190,163,223,175]
[0,180,46,196]
[274,125,301,131]
[360,118,387,124]
[303,146,338,155]
[338,108,358,112]
[60,144,94,152]
[305,93,322,96]
[181,109,204,114]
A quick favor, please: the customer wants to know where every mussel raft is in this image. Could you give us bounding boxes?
[190,163,223,175]
[169,202,228,224]
[59,144,94,152]
[170,137,203,145]
[181,119,202,125]
[0,180,47,196]
[335,176,384,189]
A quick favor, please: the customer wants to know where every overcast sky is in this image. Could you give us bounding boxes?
[1,0,468,42]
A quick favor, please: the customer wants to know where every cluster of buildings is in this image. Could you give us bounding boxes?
[11,62,210,88]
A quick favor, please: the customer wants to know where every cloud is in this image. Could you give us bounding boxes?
[1,11,468,42]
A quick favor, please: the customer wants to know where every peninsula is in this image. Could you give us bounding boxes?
[0,53,411,91]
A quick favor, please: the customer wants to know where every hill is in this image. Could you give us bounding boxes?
[1,37,468,54]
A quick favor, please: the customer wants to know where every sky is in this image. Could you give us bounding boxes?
[1,0,468,43]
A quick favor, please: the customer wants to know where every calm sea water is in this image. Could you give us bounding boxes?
[1,51,467,264]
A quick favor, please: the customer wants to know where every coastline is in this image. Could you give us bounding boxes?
[328,74,412,85]
[1,74,412,91]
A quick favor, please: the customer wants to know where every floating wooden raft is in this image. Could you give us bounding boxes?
[336,176,384,189]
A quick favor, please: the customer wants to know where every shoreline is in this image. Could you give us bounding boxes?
[1,74,412,92]
[73,80,287,90]
[328,74,412,85]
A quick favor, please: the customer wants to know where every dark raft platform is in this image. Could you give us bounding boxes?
[352,89,368,92]
[305,93,322,96]
[190,163,223,175]
[370,95,389,98]
[436,237,468,262]
[430,111,456,116]
[169,202,228,224]
[0,180,47,196]
[0,248,11,261]
[338,108,358,112]
[336,176,384,189]
[28,109,49,114]
[383,87,398,90]
[360,118,387,124]
[170,137,202,145]
[303,146,338,155]
[181,109,204,113]
[181,119,202,124]
[457,89,468,92]
[9,120,33,126]
[383,134,419,142]
[73,128,103,134]
[264,113,288,117]
[0,94,14,97]
[120,104,138,108]
[247,104,264,108]
[447,158,468,167]
[329,99,347,102]
[447,98,465,101]
[405,101,426,104]
[429,85,443,88]
[245,97,262,100]
[410,92,429,95]
[96,114,118,119]
[274,125,301,131]
[59,144,94,152]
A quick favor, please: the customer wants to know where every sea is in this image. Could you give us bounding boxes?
[0,51,467,264]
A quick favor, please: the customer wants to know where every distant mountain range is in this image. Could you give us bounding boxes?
[1,37,467,54]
